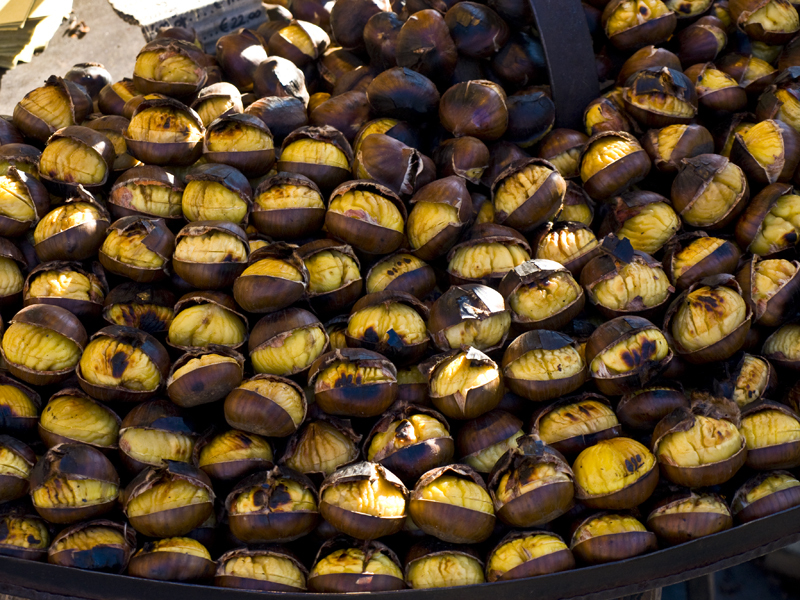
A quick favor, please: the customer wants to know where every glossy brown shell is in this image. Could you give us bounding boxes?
[486,530,575,582]
[224,374,307,438]
[172,221,249,289]
[167,346,245,408]
[233,243,308,313]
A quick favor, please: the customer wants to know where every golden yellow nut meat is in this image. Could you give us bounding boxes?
[322,477,406,517]
[681,162,744,228]
[590,329,670,375]
[431,352,499,397]
[127,107,203,144]
[119,427,194,465]
[255,184,324,210]
[488,534,568,579]
[118,182,183,218]
[329,190,404,233]
[507,346,584,380]
[671,286,747,352]
[310,548,402,578]
[282,140,349,168]
[0,445,31,478]
[463,430,524,473]
[510,273,581,321]
[28,270,103,302]
[617,202,680,254]
[367,254,426,293]
[251,325,327,375]
[221,553,306,588]
[173,231,248,263]
[592,261,671,310]
[750,194,800,256]
[657,415,744,466]
[0,517,49,549]
[40,395,119,447]
[348,304,427,345]
[741,410,800,449]
[19,85,73,129]
[573,438,655,496]
[732,355,771,407]
[126,478,209,517]
[51,526,125,552]
[33,202,104,244]
[442,311,510,351]
[449,243,530,280]
[182,180,248,224]
[2,322,81,372]
[207,122,272,152]
[745,471,800,505]
[406,553,485,589]
[168,304,246,348]
[764,323,800,360]
[79,337,161,391]
[198,430,272,467]
[535,227,598,265]
[0,258,23,297]
[39,139,106,185]
[101,229,165,269]
[231,478,316,515]
[0,175,35,222]
[241,258,302,280]
[495,463,571,505]
[539,400,619,444]
[417,475,493,513]
[284,421,356,476]
[581,136,641,181]
[237,378,305,426]
[407,202,460,250]
[574,514,646,542]
[305,250,360,294]
[671,237,727,280]
[33,476,118,508]
[368,415,449,461]
[494,164,564,216]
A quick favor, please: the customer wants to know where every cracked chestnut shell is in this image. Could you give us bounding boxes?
[13,76,92,144]
[616,45,682,87]
[585,316,672,395]
[676,17,727,68]
[643,124,715,173]
[684,62,748,113]
[309,348,397,418]
[233,243,308,313]
[448,223,531,286]
[423,347,503,420]
[215,546,308,592]
[252,172,325,240]
[365,253,435,299]
[0,503,50,561]
[409,464,495,544]
[122,461,214,538]
[278,125,354,193]
[38,126,114,197]
[622,67,698,128]
[191,82,243,129]
[503,330,587,402]
[429,283,509,353]
[0,238,27,310]
[739,400,800,469]
[280,414,361,479]
[737,255,800,326]
[319,461,408,539]
[249,307,327,377]
[404,540,485,588]
[203,113,275,177]
[531,394,622,456]
[652,397,747,487]
[182,162,252,226]
[539,129,589,180]
[663,233,742,291]
[730,0,800,44]
[735,183,800,257]
[0,436,35,503]
[732,470,800,523]
[499,259,585,332]
[762,321,800,369]
[433,137,489,185]
[664,274,752,364]
[353,133,436,198]
[713,352,776,408]
[132,39,209,98]
[570,512,657,565]
[583,96,636,137]
[168,291,248,352]
[102,283,175,334]
[24,261,107,319]
[456,409,522,474]
[573,437,659,510]
[488,436,574,527]
[193,428,272,482]
[731,119,800,184]
[617,383,689,430]
[108,165,184,222]
[30,443,119,524]
[77,325,170,403]
[225,466,319,543]
[124,97,205,166]
[647,491,732,546]
[299,240,362,318]
[602,0,677,50]
[1,304,87,386]
[99,216,174,283]
[48,519,135,573]
[308,536,405,592]
[486,530,575,582]
[167,345,243,408]
[127,537,214,583]
[172,221,249,289]
[365,404,453,485]
[407,176,472,262]
[268,19,330,67]
[0,167,49,238]
[0,376,40,437]
[33,190,110,263]
[0,143,42,180]
[225,374,307,438]
[671,153,749,229]
[492,158,565,233]
[580,132,652,201]
[38,389,120,451]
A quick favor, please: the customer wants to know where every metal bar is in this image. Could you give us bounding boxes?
[529,0,599,130]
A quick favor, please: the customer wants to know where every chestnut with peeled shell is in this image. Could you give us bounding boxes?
[531,394,622,456]
[249,308,328,377]
[405,540,485,589]
[647,491,732,545]
[172,221,249,289]
[168,291,248,351]
[424,348,503,420]
[583,96,636,137]
[684,62,748,113]
[0,167,49,238]
[167,346,243,408]
[448,223,531,286]
[191,82,243,128]
[622,67,698,128]
[99,216,174,283]
[108,165,184,221]
[663,233,742,292]
[77,325,170,403]
[299,240,362,318]
[30,443,119,524]
[118,399,196,473]
[486,530,575,582]
[672,153,749,229]
[122,461,214,538]
[215,546,308,591]
[0,239,26,310]
[409,464,495,544]
[0,505,49,561]
[308,537,406,592]
[580,132,652,201]
[225,374,307,438]
[407,176,472,262]
[602,0,677,50]
[182,163,252,226]
[664,275,752,364]
[570,512,657,565]
[714,353,776,408]
[365,253,435,299]
[492,158,565,233]
[0,436,35,502]
[102,283,175,334]
[365,404,453,484]
[24,261,107,319]
[226,466,319,543]
[489,436,574,527]
[48,520,135,573]
[124,98,204,166]
[38,389,120,451]
[653,396,746,487]
[278,125,354,192]
[598,191,680,255]
[128,537,214,582]
[1,304,87,386]
[319,461,408,539]
[132,39,208,97]
[740,400,800,469]
[38,126,114,197]
[502,330,587,402]
[429,283,509,353]
[737,255,800,326]
[730,0,800,44]
[194,428,272,483]
[33,191,110,263]
[642,124,715,173]
[13,76,92,144]
[252,172,325,240]
[531,221,600,277]
[281,415,361,479]
[98,78,137,117]
[732,470,800,523]
[730,119,800,184]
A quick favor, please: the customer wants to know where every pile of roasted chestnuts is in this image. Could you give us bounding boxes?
[1,0,800,593]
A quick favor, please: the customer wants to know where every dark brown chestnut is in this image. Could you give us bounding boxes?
[732,470,800,523]
[193,428,273,482]
[33,190,110,263]
[617,383,689,430]
[13,76,92,144]
[570,512,657,565]
[102,283,175,334]
[439,80,508,142]
[395,9,458,82]
[353,133,436,198]
[225,373,307,438]
[124,98,205,166]
[233,243,308,313]
[128,537,214,582]
[251,172,325,240]
[580,132,652,201]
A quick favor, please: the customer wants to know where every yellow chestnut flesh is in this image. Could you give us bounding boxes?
[207,123,272,152]
[0,446,31,478]
[126,478,209,517]
[127,107,203,143]
[2,322,80,372]
[656,125,688,163]
[464,430,523,473]
[306,250,360,294]
[671,237,727,280]
[182,180,247,224]
[745,472,800,504]
[119,428,194,465]
[508,345,584,380]
[654,494,729,516]
[139,537,210,558]
[34,202,103,244]
[198,430,272,467]
[746,0,800,32]
[573,437,655,495]
[417,475,493,513]
[311,548,402,578]
[741,410,800,449]
[281,140,349,168]
[581,137,639,181]
[495,164,563,216]
[231,478,315,514]
[740,120,785,169]
[442,311,510,351]
[536,227,598,264]
[764,323,800,360]
[241,258,302,280]
[322,476,406,517]
[29,270,103,301]
[52,526,125,552]
[134,51,200,83]
[539,401,619,443]
[40,395,119,447]
[0,385,37,418]
[0,258,22,296]
[284,421,355,476]
[550,149,583,180]
[753,259,797,302]
[118,182,183,218]
[773,89,800,131]
[221,554,306,588]
[750,194,800,256]
[19,85,72,129]
[172,353,237,380]
[407,554,485,588]
[0,517,49,549]
[606,0,672,36]
[316,361,393,391]
[106,304,174,330]
[682,163,744,227]
[168,304,246,348]
[367,254,426,293]
[329,190,404,233]
[79,337,160,391]
[449,243,530,279]
[0,175,35,221]
[574,514,646,542]
[671,286,747,352]
[618,202,680,254]
[174,231,248,263]
[367,415,449,461]
[196,97,236,128]
[591,329,669,375]
[592,262,670,310]
[432,352,498,397]
[33,477,118,508]
[40,139,105,185]
[510,273,580,321]
[348,303,427,345]
[495,462,571,505]
[733,355,771,407]
[657,415,743,466]
[488,535,568,578]
[255,184,324,210]
[407,202,460,249]
[101,229,164,269]
[238,378,305,425]
[251,325,327,375]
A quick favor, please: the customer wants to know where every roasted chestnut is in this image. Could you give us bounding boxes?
[762,321,800,369]
[737,255,800,327]
[203,113,275,178]
[647,491,732,545]
[167,346,244,408]
[215,546,308,591]
[308,537,406,592]
[570,512,657,565]
[38,389,119,451]
[168,291,248,351]
[0,505,49,561]
[642,124,715,173]
[730,0,800,44]
[108,165,184,221]
[531,394,622,455]
[353,133,436,198]
[492,158,565,233]
[730,119,800,184]
[448,224,531,286]
[739,400,800,469]
[486,530,575,582]
[736,183,800,257]
[182,163,252,226]
[622,67,698,127]
[128,537,214,582]
[48,520,135,573]
[580,132,652,201]
[281,415,361,478]
[407,176,472,262]
[99,78,138,117]
[0,376,40,437]
[429,283,509,353]
[192,82,243,128]
[24,261,106,319]
[252,172,325,240]
[99,216,174,283]
[0,167,49,238]
[33,191,110,263]
[132,39,209,97]
[405,540,485,588]
[38,126,114,197]
[226,466,319,543]
[602,0,677,50]
[0,436,35,502]
[193,428,272,483]
[13,76,92,144]
[732,470,800,523]
[424,348,503,420]
[456,409,522,474]
[664,233,742,291]
[672,154,749,229]
[366,68,440,122]
[617,383,689,430]
[124,98,204,166]
[102,283,175,334]
[117,399,196,473]
[225,374,307,438]
[365,253,435,299]
[684,62,748,113]
[278,125,354,192]
[300,240,362,318]
[249,308,327,377]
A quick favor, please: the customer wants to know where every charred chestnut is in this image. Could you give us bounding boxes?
[48,520,135,573]
[103,284,175,334]
[531,394,622,456]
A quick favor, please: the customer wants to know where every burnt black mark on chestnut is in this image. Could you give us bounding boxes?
[110,351,129,378]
